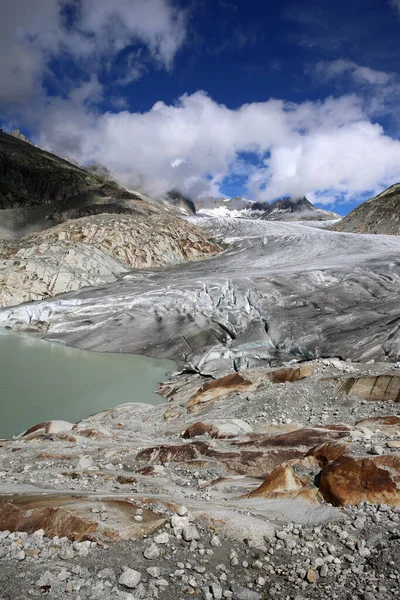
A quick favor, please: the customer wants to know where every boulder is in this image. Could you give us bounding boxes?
[319,455,400,506]
[186,373,256,413]
[245,456,321,503]
[183,419,252,439]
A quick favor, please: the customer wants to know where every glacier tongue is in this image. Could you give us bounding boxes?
[1,216,400,376]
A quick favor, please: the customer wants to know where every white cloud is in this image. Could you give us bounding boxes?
[315,59,393,86]
[0,0,187,103]
[36,90,400,205]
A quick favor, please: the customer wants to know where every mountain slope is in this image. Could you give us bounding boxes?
[0,131,195,239]
[333,184,400,235]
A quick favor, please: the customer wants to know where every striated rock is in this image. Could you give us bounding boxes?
[237,427,348,450]
[0,495,165,542]
[355,415,400,432]
[319,455,400,506]
[336,374,400,402]
[0,213,221,307]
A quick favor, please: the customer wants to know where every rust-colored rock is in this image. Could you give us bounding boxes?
[306,441,350,467]
[319,455,400,506]
[186,373,255,413]
[245,457,320,503]
[0,495,165,542]
[238,427,348,450]
[336,375,400,402]
[136,439,305,476]
[183,422,216,438]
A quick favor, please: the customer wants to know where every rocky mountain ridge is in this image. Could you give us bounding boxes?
[333,183,400,235]
[196,195,340,222]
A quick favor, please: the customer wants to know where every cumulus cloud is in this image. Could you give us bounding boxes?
[0,0,187,103]
[36,90,400,205]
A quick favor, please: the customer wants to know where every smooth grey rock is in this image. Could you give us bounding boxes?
[231,585,262,600]
[143,543,160,560]
[182,525,200,542]
[119,569,142,589]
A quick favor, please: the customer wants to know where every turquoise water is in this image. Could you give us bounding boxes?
[0,331,176,439]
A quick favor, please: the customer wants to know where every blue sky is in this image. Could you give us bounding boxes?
[1,0,400,215]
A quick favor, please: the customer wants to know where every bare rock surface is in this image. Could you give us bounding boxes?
[0,213,221,306]
[0,359,400,597]
[1,213,400,597]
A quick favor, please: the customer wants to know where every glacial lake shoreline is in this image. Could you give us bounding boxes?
[0,330,176,439]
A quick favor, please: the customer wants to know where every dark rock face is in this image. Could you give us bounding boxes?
[0,130,112,210]
[270,196,314,213]
[166,190,196,215]
[0,131,196,240]
[333,183,400,235]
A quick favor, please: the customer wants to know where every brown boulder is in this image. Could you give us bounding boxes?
[306,441,350,466]
[182,419,252,439]
[319,455,400,506]
[245,456,320,503]
[186,373,255,413]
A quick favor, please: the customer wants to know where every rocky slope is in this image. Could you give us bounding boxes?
[0,358,400,598]
[0,131,196,239]
[0,213,221,307]
[333,183,400,235]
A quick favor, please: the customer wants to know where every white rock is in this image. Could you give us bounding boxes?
[119,569,142,589]
[76,455,93,470]
[143,543,160,560]
[182,525,200,542]
[154,532,170,545]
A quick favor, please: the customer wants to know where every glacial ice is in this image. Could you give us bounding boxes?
[1,216,400,376]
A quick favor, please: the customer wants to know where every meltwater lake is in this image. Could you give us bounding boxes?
[0,331,176,439]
